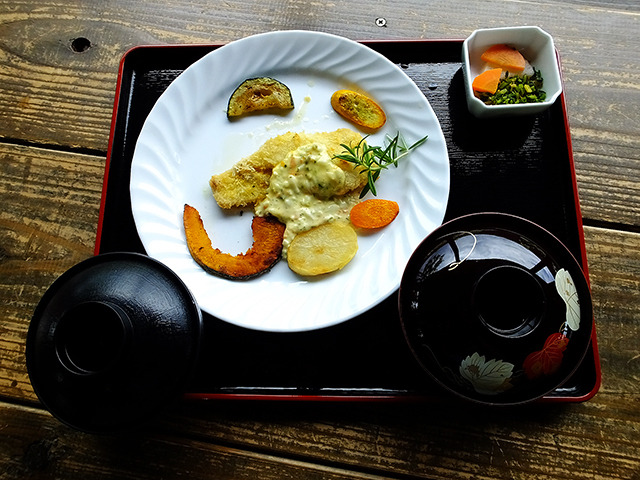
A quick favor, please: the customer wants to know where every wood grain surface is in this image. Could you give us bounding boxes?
[1,0,639,479]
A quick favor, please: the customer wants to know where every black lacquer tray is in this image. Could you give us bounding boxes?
[97,40,601,402]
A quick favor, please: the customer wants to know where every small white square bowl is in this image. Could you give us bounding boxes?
[462,26,563,118]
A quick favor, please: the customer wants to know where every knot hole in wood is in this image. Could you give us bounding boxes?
[70,37,91,53]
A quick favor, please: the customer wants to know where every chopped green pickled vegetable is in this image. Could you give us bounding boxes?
[477,69,546,105]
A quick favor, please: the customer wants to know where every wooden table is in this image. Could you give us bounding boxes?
[1,1,638,478]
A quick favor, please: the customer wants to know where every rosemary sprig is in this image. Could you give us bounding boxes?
[334,132,428,198]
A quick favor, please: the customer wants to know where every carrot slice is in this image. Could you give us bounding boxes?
[350,199,399,229]
[480,44,525,72]
[472,68,502,94]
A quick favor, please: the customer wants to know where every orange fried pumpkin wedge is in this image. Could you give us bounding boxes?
[183,204,285,280]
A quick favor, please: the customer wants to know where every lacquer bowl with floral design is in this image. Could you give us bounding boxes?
[398,212,593,405]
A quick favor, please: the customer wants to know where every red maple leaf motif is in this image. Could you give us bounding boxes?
[523,333,569,380]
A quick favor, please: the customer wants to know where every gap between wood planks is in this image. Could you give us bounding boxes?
[0,137,107,158]
[582,218,640,235]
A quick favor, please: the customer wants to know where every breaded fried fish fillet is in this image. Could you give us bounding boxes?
[209,128,366,209]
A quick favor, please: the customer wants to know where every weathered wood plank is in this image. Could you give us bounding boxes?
[5,380,638,480]
[0,143,102,402]
[0,0,638,227]
[2,380,638,479]
[152,394,640,480]
[583,226,640,396]
[0,401,390,480]
[1,2,639,478]
[2,381,639,480]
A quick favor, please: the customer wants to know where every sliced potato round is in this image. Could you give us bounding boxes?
[227,77,294,118]
[287,221,358,276]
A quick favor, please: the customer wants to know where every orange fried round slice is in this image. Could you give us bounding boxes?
[330,89,386,130]
[183,204,285,280]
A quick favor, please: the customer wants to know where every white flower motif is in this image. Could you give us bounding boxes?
[459,352,514,395]
[555,268,580,331]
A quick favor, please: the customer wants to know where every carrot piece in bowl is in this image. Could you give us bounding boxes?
[472,68,502,95]
[480,44,526,72]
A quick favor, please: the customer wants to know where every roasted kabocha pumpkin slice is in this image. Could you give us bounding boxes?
[183,204,285,280]
[227,77,294,118]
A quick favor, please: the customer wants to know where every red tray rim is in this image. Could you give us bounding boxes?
[96,39,601,404]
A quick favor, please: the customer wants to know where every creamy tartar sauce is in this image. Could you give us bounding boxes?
[255,142,360,255]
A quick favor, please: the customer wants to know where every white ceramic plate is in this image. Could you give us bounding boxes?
[130,30,450,332]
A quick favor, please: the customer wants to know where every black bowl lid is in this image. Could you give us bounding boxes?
[26,252,203,432]
[399,213,593,405]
